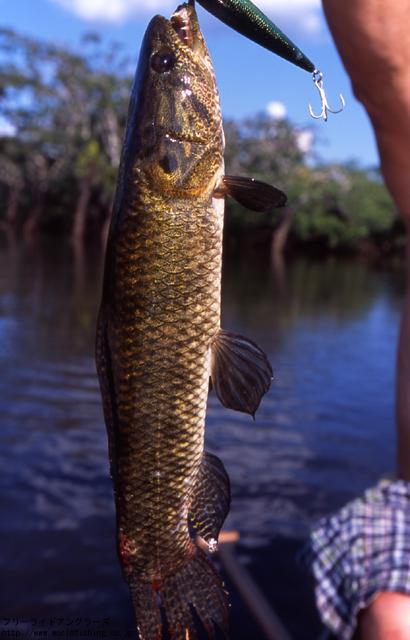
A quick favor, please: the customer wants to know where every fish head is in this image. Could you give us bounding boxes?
[125,3,224,199]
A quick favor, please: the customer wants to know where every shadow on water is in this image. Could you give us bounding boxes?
[0,236,405,638]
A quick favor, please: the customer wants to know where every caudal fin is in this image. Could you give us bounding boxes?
[129,547,229,640]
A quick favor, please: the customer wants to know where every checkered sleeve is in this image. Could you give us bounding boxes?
[304,479,410,640]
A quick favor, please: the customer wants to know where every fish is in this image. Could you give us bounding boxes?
[196,0,315,73]
[95,3,286,639]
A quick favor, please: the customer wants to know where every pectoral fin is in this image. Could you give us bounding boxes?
[214,175,287,212]
[189,452,231,550]
[210,329,273,416]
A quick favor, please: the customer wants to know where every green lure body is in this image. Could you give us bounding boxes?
[196,0,315,73]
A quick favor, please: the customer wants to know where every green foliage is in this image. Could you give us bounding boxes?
[290,165,396,249]
[224,114,398,250]
[0,28,400,250]
[0,27,131,233]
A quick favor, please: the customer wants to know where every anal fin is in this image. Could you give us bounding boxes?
[189,452,231,551]
[210,329,272,417]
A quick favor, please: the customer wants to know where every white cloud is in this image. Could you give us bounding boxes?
[0,117,16,138]
[258,0,322,34]
[51,0,323,33]
[296,129,314,153]
[261,0,319,6]
[52,0,175,22]
[266,100,287,119]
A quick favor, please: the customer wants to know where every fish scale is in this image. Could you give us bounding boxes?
[103,194,223,582]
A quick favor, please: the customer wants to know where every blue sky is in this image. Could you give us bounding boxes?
[1,0,379,167]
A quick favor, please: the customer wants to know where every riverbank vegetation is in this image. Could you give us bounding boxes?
[0,27,402,254]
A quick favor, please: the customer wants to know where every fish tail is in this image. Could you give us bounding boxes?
[130,547,229,640]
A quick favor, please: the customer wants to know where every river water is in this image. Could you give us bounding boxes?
[0,238,404,639]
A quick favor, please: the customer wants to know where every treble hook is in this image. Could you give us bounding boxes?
[308,69,345,122]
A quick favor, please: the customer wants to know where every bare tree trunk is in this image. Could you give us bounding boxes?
[6,189,19,225]
[101,213,111,252]
[72,177,92,241]
[23,194,45,240]
[271,206,294,258]
[101,193,114,251]
[72,238,86,301]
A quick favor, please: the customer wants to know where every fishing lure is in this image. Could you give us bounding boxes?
[195,0,345,121]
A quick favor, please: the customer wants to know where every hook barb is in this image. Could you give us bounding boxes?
[308,69,345,122]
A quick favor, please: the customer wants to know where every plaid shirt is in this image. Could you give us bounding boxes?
[304,479,410,640]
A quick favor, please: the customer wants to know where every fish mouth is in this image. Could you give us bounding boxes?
[170,3,198,51]
[152,3,214,146]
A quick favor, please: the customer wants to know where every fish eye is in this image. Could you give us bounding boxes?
[151,50,176,73]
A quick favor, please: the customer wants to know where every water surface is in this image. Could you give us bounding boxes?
[0,239,404,638]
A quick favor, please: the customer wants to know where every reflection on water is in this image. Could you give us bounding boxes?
[0,238,405,637]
